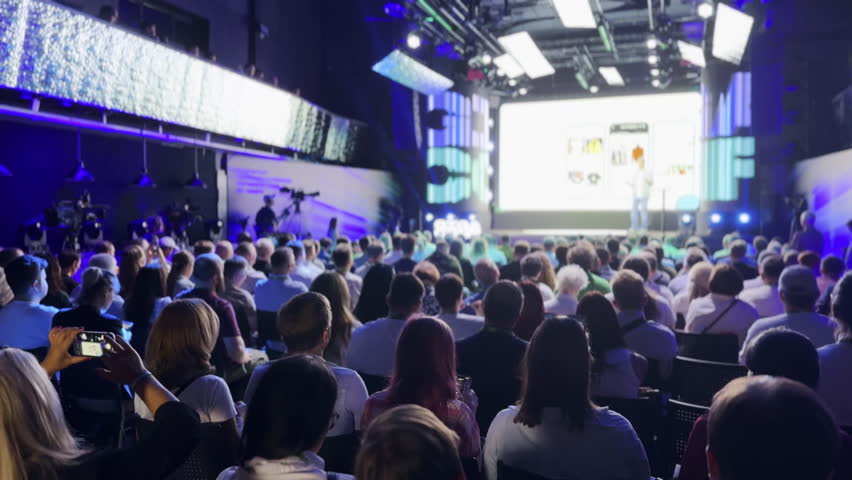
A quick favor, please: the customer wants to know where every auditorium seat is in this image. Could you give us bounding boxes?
[671,356,748,406]
[674,330,739,363]
[660,399,709,479]
[357,372,389,395]
[594,395,663,474]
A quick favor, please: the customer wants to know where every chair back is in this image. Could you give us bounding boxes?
[672,356,747,406]
[594,395,662,470]
[461,457,482,480]
[357,371,389,395]
[256,310,279,349]
[137,419,238,480]
[674,331,739,363]
[660,399,709,476]
[319,432,359,474]
[497,461,552,480]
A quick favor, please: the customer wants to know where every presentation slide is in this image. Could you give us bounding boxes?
[498,92,702,211]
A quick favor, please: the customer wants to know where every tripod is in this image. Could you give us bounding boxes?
[278,199,306,237]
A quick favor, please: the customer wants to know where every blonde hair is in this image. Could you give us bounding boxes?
[534,252,557,291]
[688,262,714,302]
[0,349,88,479]
[144,299,219,389]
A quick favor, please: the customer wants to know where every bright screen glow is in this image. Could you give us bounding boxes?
[712,4,754,65]
[372,49,454,96]
[498,92,702,211]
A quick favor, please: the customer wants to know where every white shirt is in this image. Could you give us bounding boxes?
[742,276,764,290]
[134,374,236,423]
[668,272,690,296]
[739,284,784,319]
[629,164,653,199]
[244,361,368,437]
[672,290,690,316]
[606,292,675,330]
[173,276,195,297]
[437,312,485,341]
[241,268,268,294]
[817,341,852,426]
[524,277,555,303]
[590,348,641,400]
[291,262,317,290]
[217,451,354,480]
[483,406,650,480]
[616,310,677,378]
[739,312,838,364]
[254,274,308,313]
[345,316,407,377]
[0,300,57,349]
[544,293,579,316]
[342,271,362,310]
[647,280,674,305]
[685,294,759,346]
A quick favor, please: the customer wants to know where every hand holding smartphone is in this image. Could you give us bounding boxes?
[71,331,115,357]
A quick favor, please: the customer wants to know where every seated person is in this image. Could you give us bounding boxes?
[435,273,484,342]
[545,264,589,316]
[218,355,354,480]
[818,272,852,427]
[355,404,463,480]
[520,254,555,302]
[360,317,481,459]
[685,264,759,346]
[0,255,57,350]
[483,317,650,480]
[739,255,785,318]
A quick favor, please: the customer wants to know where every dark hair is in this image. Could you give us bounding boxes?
[240,355,338,462]
[434,274,464,311]
[729,240,748,259]
[520,254,543,279]
[568,243,596,272]
[387,317,457,418]
[354,264,396,322]
[277,292,332,351]
[320,237,332,249]
[783,250,799,266]
[515,317,592,430]
[708,376,838,480]
[709,264,744,296]
[832,272,852,333]
[483,280,524,330]
[513,241,530,257]
[93,240,115,255]
[595,247,610,266]
[449,239,464,259]
[119,245,145,297]
[359,236,372,251]
[58,250,81,271]
[4,255,47,295]
[606,238,620,255]
[743,328,819,389]
[125,267,167,343]
[193,240,215,256]
[638,250,658,272]
[0,248,23,268]
[401,235,416,255]
[684,248,707,268]
[36,253,65,296]
[620,256,650,281]
[577,293,626,377]
[555,245,569,269]
[271,247,294,269]
[332,244,353,269]
[611,270,646,311]
[309,273,358,361]
[386,272,424,311]
[166,250,194,297]
[797,250,820,273]
[820,255,844,280]
[224,257,247,282]
[514,281,545,341]
[753,235,768,253]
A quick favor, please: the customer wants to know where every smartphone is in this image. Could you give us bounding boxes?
[71,331,115,357]
[457,375,472,396]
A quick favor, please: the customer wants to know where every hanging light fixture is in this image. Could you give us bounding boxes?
[67,129,94,182]
[132,128,156,188]
[184,144,207,189]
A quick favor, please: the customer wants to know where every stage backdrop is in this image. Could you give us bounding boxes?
[226,155,400,241]
[794,147,852,259]
[497,92,702,215]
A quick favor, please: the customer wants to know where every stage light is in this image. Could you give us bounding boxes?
[738,212,751,224]
[406,32,422,50]
[425,212,435,222]
[519,87,528,95]
[680,213,694,225]
[712,4,754,65]
[468,213,477,221]
[498,31,555,79]
[493,54,524,79]
[650,68,661,77]
[184,147,208,189]
[447,213,456,220]
[646,36,658,49]
[678,40,706,67]
[487,165,494,176]
[697,0,715,19]
[132,137,156,188]
[598,66,625,86]
[589,85,600,94]
[648,53,659,65]
[508,79,518,87]
[384,2,406,18]
[651,78,661,88]
[552,0,598,29]
[481,53,492,65]
[67,129,94,183]
[710,213,723,224]
[485,190,493,202]
[487,141,495,152]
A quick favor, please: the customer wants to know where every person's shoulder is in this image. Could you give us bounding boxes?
[593,407,636,431]
[331,364,362,382]
[490,406,517,428]
[456,313,485,324]
[737,300,759,316]
[32,303,59,315]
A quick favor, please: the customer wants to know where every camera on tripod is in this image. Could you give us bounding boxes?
[279,186,320,202]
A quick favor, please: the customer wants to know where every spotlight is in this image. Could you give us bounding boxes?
[487,141,495,152]
[508,78,518,86]
[648,53,659,65]
[680,213,694,225]
[650,67,661,77]
[697,0,715,19]
[738,212,751,224]
[406,32,422,50]
[447,213,455,220]
[425,212,435,222]
[519,87,528,95]
[589,85,600,93]
[646,36,658,49]
[496,68,506,77]
[651,78,661,88]
[481,53,492,65]
[710,213,723,224]
[384,1,406,18]
[487,165,494,176]
[468,213,477,221]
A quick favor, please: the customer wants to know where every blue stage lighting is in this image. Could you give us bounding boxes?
[383,2,406,18]
[738,212,751,224]
[425,212,435,222]
[710,213,723,224]
[680,213,694,225]
[468,213,477,221]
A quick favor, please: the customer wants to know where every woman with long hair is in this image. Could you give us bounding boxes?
[166,250,195,298]
[354,263,394,323]
[125,266,171,355]
[577,293,646,399]
[483,317,650,480]
[533,252,557,292]
[37,253,73,309]
[119,244,146,298]
[513,281,545,341]
[0,327,200,479]
[310,272,363,365]
[360,317,481,459]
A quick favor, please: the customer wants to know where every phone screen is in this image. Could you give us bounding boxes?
[73,332,114,357]
[457,375,471,395]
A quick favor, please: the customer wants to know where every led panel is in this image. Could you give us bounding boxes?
[493,54,525,79]
[712,4,754,65]
[498,32,555,79]
[553,0,598,29]
[598,66,625,86]
[372,49,454,96]
[678,40,707,68]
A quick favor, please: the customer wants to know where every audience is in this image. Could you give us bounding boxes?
[639,249,675,303]
[435,273,484,341]
[672,261,712,317]
[360,316,481,458]
[332,244,362,310]
[483,317,650,479]
[221,355,352,480]
[669,248,709,295]
[253,238,274,276]
[309,272,363,365]
[125,266,172,355]
[499,241,530,282]
[465,258,500,306]
[289,242,318,288]
[791,211,824,255]
[618,255,677,329]
[520,254,555,302]
[739,254,785,318]
[456,280,527,432]
[450,239,475,289]
[512,281,544,341]
[215,240,234,261]
[356,242,386,278]
[347,273,424,377]
[254,247,308,349]
[58,250,82,294]
[578,293,646,399]
[0,255,56,350]
[818,271,852,427]
[571,241,612,297]
[413,261,441,316]
[740,265,838,363]
[426,241,463,279]
[685,264,758,346]
[545,264,588,316]
[223,257,258,348]
[166,250,195,298]
[355,404,463,480]
[353,263,394,324]
[818,254,844,295]
[726,240,759,280]
[194,239,215,257]
[392,234,418,274]
[234,242,267,293]
[37,253,73,309]
[798,249,821,274]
